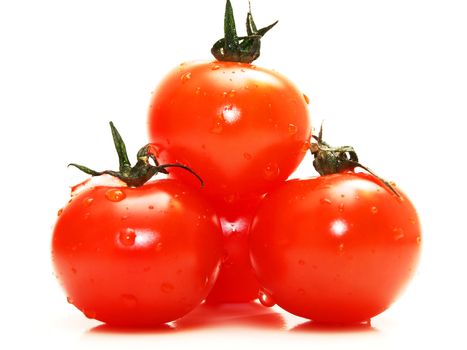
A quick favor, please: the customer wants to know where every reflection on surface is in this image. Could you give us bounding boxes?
[291,319,377,333]
[174,301,286,330]
[88,323,175,335]
[86,303,381,335]
[86,302,285,334]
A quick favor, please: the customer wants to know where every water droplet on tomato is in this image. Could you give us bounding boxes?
[155,242,163,252]
[288,123,298,135]
[121,215,128,221]
[338,243,345,252]
[195,87,201,95]
[83,197,94,207]
[393,228,405,241]
[258,289,275,307]
[211,65,220,70]
[66,296,74,304]
[263,162,280,180]
[371,206,378,214]
[223,89,236,98]
[83,212,90,220]
[243,152,252,160]
[301,141,311,153]
[303,94,310,105]
[338,203,345,212]
[211,115,225,134]
[320,198,332,205]
[161,283,174,294]
[105,188,126,202]
[84,309,96,319]
[57,208,63,216]
[121,294,137,308]
[119,229,136,246]
[181,72,192,83]
[394,233,404,241]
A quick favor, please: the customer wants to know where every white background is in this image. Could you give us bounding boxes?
[1,0,466,349]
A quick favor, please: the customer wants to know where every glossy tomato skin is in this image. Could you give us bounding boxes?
[148,61,311,202]
[250,172,422,324]
[205,196,262,303]
[52,179,223,326]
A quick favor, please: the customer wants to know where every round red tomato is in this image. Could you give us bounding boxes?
[52,179,223,326]
[250,172,421,324]
[205,196,262,303]
[147,61,311,202]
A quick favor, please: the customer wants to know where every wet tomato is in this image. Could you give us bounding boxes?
[250,172,422,324]
[147,60,311,202]
[52,122,224,326]
[52,179,223,326]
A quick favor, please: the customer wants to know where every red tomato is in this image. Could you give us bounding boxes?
[52,179,223,326]
[250,172,421,324]
[205,196,262,303]
[147,61,311,202]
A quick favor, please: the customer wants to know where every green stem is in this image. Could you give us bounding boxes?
[68,122,204,188]
[109,121,131,175]
[211,0,278,63]
[310,125,401,198]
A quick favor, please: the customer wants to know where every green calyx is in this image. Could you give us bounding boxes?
[69,122,203,188]
[310,125,401,198]
[211,0,278,63]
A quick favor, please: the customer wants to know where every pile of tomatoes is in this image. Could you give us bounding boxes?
[51,0,421,327]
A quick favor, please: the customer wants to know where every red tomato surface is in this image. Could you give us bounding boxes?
[147,61,311,202]
[52,179,223,326]
[250,172,422,324]
[205,196,262,303]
